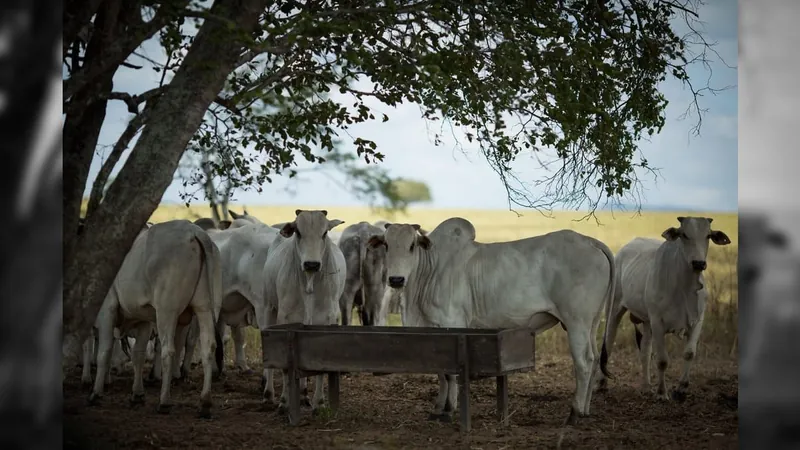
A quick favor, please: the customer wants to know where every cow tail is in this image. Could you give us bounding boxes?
[358,236,369,325]
[599,242,617,380]
[193,231,225,375]
[120,334,132,360]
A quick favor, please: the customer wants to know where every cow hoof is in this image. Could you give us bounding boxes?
[198,402,213,419]
[563,407,581,426]
[427,412,452,423]
[671,389,687,402]
[86,393,101,406]
[263,390,275,402]
[156,404,172,415]
[130,393,146,407]
[301,397,312,408]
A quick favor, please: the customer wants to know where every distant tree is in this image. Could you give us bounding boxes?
[63,0,728,339]
[390,178,432,205]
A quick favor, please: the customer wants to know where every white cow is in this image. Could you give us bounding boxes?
[176,211,279,381]
[371,218,616,424]
[259,209,347,414]
[80,327,156,385]
[597,216,731,401]
[337,222,390,326]
[87,220,223,418]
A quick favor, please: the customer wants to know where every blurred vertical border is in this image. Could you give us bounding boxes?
[739,0,800,447]
[0,0,62,448]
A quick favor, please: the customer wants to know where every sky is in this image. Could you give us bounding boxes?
[81,2,738,212]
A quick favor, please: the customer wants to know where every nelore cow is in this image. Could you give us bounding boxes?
[598,216,732,401]
[87,220,223,418]
[371,218,615,424]
[259,209,347,414]
[337,221,389,326]
[175,211,279,382]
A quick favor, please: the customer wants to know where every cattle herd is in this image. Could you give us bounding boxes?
[66,210,735,428]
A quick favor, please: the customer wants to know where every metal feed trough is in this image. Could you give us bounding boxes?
[261,323,536,432]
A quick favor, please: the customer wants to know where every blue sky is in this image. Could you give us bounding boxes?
[82,2,738,212]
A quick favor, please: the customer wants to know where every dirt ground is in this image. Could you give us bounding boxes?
[64,350,738,449]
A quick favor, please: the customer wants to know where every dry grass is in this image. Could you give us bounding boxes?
[150,203,739,362]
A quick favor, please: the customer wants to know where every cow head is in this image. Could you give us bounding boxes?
[280,209,344,273]
[661,216,731,272]
[368,223,430,289]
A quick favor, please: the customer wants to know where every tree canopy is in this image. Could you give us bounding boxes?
[63,0,725,337]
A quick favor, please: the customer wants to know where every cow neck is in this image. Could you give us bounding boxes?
[401,245,438,326]
[658,239,704,328]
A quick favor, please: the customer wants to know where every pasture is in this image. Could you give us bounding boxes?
[64,204,739,449]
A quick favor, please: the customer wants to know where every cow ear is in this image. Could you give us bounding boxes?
[418,227,429,235]
[707,217,714,224]
[709,230,731,246]
[661,227,681,241]
[229,210,241,219]
[321,210,328,216]
[677,216,686,223]
[767,230,788,248]
[280,222,296,238]
[295,209,303,217]
[218,220,232,230]
[417,234,432,250]
[328,219,344,230]
[384,223,392,230]
[411,224,421,231]
[367,235,385,248]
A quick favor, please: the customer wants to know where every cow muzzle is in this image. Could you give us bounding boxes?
[303,261,321,273]
[691,260,707,272]
[388,276,405,288]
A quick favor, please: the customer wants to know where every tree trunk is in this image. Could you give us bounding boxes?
[64,0,130,265]
[63,0,269,340]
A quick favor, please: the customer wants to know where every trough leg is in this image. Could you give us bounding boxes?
[287,369,300,425]
[457,335,471,433]
[496,375,509,426]
[287,330,301,426]
[328,372,340,414]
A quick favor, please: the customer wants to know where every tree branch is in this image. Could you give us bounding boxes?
[63,0,190,102]
[85,110,149,219]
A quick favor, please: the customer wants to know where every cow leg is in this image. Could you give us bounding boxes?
[81,334,94,386]
[149,336,162,382]
[583,312,603,414]
[650,320,670,401]
[88,310,116,405]
[299,377,312,407]
[429,373,449,419]
[311,374,326,413]
[566,326,595,422]
[637,323,653,393]
[231,324,252,373]
[256,304,276,402]
[444,374,458,421]
[596,305,627,391]
[182,319,198,375]
[155,313,179,414]
[130,323,153,406]
[339,283,359,326]
[673,312,705,401]
[192,308,217,418]
[173,324,189,381]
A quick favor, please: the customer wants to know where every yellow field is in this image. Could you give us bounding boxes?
[151,203,739,360]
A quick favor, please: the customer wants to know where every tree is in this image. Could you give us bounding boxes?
[390,178,432,205]
[63,0,726,339]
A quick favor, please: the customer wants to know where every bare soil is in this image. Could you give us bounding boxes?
[64,350,738,449]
